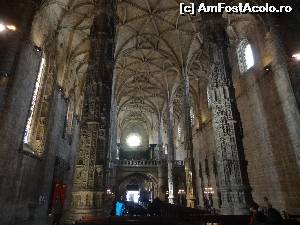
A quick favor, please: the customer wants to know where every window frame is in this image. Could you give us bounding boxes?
[190,107,195,126]
[237,39,255,74]
[22,55,46,155]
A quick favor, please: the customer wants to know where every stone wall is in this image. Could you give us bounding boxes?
[192,20,300,214]
[0,79,80,225]
[0,39,42,225]
[192,122,219,209]
[233,67,300,214]
[193,75,300,214]
[29,88,69,225]
[0,35,81,224]
[230,19,300,214]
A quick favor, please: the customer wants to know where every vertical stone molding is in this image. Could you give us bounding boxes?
[157,119,164,161]
[157,118,166,200]
[166,99,175,204]
[107,82,118,191]
[206,19,252,215]
[265,16,300,169]
[182,74,197,208]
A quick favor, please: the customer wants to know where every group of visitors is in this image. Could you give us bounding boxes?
[52,197,63,225]
[148,197,162,216]
[249,197,283,225]
[52,193,284,225]
[111,197,162,217]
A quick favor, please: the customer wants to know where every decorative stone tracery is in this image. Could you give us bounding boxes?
[206,18,252,215]
[166,99,175,204]
[70,0,116,218]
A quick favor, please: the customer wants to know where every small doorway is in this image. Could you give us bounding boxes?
[118,173,158,203]
[126,184,140,203]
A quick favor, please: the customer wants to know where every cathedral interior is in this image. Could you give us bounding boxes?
[0,0,300,225]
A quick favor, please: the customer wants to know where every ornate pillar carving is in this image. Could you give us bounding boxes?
[206,18,252,215]
[166,99,175,204]
[107,80,118,192]
[157,118,166,200]
[182,73,197,208]
[157,119,164,160]
[70,0,115,219]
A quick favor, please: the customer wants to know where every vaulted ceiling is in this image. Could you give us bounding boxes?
[30,0,220,136]
[32,0,96,114]
[31,0,294,136]
[115,0,205,134]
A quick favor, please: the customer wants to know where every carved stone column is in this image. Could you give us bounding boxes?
[206,18,252,215]
[157,119,164,160]
[70,0,115,219]
[108,82,117,161]
[107,81,118,192]
[265,16,300,168]
[149,144,156,159]
[157,118,166,200]
[166,99,175,204]
[182,73,197,208]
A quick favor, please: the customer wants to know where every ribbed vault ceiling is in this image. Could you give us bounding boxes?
[31,0,220,133]
[32,0,209,134]
[30,0,299,141]
[115,0,205,133]
[32,0,96,114]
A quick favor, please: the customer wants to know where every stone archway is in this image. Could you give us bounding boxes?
[117,173,158,202]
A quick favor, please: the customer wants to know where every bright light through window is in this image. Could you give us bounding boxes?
[292,53,300,61]
[126,191,140,203]
[245,44,254,70]
[237,39,255,73]
[126,134,141,147]
[190,108,195,125]
[6,25,16,31]
[23,57,46,144]
[0,24,6,32]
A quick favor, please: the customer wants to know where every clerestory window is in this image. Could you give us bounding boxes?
[23,57,46,145]
[237,39,255,73]
[190,108,195,126]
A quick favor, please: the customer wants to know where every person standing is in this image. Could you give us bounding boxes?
[263,197,273,212]
[115,197,125,216]
[262,197,283,225]
[52,198,63,225]
[249,202,267,225]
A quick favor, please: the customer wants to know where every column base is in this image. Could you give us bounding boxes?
[186,198,196,208]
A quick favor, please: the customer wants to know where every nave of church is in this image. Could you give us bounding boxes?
[0,0,300,225]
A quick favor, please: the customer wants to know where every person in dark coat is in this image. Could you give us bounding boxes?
[262,197,283,225]
[249,202,267,225]
[52,198,63,225]
[110,199,116,216]
[152,197,162,216]
[263,197,273,210]
[265,206,283,225]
